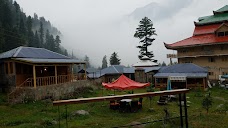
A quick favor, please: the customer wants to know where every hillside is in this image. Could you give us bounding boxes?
[0,0,68,56]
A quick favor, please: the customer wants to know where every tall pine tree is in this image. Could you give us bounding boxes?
[134,17,157,62]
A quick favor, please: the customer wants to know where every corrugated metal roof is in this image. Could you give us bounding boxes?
[154,73,207,78]
[215,5,228,13]
[196,13,228,25]
[158,63,207,73]
[193,24,221,35]
[165,33,228,49]
[123,67,135,73]
[144,66,161,73]
[101,65,125,74]
[0,47,20,59]
[87,72,103,78]
[14,58,85,64]
[0,46,69,59]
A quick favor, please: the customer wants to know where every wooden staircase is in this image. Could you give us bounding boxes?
[8,78,34,103]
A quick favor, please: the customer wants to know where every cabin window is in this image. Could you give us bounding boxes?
[208,57,215,62]
[225,31,228,36]
[222,56,228,61]
[208,72,214,76]
[218,31,228,37]
[218,32,225,37]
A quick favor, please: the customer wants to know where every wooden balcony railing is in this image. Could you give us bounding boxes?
[18,74,83,87]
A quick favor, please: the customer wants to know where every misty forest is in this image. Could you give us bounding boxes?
[0,0,129,68]
[0,0,68,56]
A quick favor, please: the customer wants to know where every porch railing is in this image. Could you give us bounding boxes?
[18,74,81,87]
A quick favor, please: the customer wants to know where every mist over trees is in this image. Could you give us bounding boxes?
[134,17,157,63]
[110,52,121,65]
[102,55,108,69]
[0,0,68,56]
[84,55,91,68]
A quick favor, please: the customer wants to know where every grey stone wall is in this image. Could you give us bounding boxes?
[9,80,96,103]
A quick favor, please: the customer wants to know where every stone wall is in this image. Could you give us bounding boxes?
[9,80,97,103]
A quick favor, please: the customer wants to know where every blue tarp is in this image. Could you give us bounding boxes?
[221,75,228,79]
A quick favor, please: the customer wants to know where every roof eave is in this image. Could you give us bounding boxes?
[164,42,177,50]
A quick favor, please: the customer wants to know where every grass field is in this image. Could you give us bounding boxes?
[0,86,227,128]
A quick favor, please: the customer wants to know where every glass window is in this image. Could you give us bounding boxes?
[208,57,215,62]
[218,32,225,37]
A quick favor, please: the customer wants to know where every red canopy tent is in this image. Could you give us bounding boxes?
[102,74,150,90]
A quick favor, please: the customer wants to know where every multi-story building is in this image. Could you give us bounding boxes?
[164,5,228,80]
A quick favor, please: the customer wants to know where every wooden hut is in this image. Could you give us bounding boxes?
[154,63,208,89]
[0,46,86,91]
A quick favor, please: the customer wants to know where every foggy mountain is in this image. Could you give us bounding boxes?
[128,0,193,21]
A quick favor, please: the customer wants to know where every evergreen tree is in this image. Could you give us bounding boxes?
[84,55,91,68]
[202,92,213,113]
[64,49,68,56]
[33,30,40,47]
[110,52,121,65]
[39,21,44,47]
[162,61,166,66]
[102,55,108,69]
[54,35,61,52]
[45,29,50,49]
[27,16,34,46]
[0,28,4,53]
[49,35,55,51]
[134,17,157,62]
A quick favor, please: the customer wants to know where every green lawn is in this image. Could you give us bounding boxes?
[0,86,227,128]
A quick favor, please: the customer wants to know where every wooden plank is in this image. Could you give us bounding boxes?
[53,89,189,106]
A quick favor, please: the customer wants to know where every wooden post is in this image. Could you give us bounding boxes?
[203,78,206,89]
[7,62,10,74]
[13,62,16,75]
[84,63,87,80]
[33,65,36,88]
[186,79,188,89]
[55,65,58,84]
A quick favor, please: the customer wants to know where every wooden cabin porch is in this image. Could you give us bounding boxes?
[4,61,87,88]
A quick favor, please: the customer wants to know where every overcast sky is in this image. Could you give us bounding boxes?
[16,0,228,67]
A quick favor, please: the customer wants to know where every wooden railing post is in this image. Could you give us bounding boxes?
[55,65,58,84]
[33,65,36,88]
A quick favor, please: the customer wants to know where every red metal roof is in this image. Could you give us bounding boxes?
[193,24,221,35]
[165,34,228,49]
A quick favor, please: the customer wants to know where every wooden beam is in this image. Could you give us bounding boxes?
[13,62,16,75]
[84,64,87,80]
[55,65,58,84]
[53,89,189,106]
[33,65,36,88]
[7,62,10,74]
